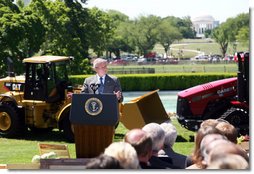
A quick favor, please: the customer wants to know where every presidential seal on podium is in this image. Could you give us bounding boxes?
[84,97,103,116]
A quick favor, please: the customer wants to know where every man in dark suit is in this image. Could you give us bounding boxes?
[124,129,154,169]
[81,58,123,102]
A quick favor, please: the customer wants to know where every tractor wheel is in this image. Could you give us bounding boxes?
[61,110,74,142]
[0,103,25,137]
[220,107,249,136]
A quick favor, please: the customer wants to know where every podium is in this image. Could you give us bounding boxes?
[120,90,169,130]
[70,94,119,158]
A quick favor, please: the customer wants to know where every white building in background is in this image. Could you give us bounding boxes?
[14,0,31,6]
[192,15,219,38]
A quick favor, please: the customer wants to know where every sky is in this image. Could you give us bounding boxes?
[84,0,250,23]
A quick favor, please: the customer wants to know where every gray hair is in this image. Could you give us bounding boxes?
[142,123,165,152]
[160,122,177,147]
[92,58,108,68]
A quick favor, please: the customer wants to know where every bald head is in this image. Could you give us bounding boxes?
[124,129,152,158]
[124,129,147,144]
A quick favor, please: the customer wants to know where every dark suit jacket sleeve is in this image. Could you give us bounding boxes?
[115,77,123,102]
[81,78,89,93]
[107,75,122,102]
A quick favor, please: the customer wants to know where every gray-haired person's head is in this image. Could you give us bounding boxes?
[92,58,108,69]
[142,123,165,153]
[160,122,177,147]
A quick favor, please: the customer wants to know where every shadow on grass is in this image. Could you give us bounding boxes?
[114,133,125,140]
[6,130,127,143]
[176,135,195,142]
[7,129,69,142]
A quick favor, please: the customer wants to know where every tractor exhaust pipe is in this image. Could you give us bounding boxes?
[6,57,15,77]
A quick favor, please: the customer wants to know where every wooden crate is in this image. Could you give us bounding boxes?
[7,163,40,170]
[40,158,92,169]
[38,143,70,158]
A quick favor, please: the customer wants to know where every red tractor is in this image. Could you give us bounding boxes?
[176,52,249,136]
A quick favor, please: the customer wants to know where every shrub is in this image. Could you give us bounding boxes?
[69,73,235,91]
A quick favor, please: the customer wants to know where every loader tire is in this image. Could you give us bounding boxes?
[0,103,25,137]
[61,111,74,142]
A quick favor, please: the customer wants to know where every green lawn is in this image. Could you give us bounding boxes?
[153,39,248,58]
[0,118,195,164]
[108,63,238,73]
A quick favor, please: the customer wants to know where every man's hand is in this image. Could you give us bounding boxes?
[67,92,73,99]
[114,91,122,100]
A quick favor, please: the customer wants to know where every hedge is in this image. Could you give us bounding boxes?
[70,73,236,91]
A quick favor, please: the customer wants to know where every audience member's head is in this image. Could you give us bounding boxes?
[200,134,229,165]
[191,126,220,168]
[160,122,177,148]
[215,121,238,144]
[216,118,230,123]
[208,141,249,164]
[104,142,140,169]
[207,154,249,169]
[124,129,153,163]
[85,154,123,169]
[142,123,165,155]
[200,119,219,128]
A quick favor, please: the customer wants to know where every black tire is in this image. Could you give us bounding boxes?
[0,103,25,137]
[220,107,249,136]
[60,110,74,142]
[29,127,53,134]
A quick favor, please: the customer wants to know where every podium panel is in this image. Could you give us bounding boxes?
[120,90,169,130]
[70,94,118,158]
[73,124,114,158]
[70,94,119,125]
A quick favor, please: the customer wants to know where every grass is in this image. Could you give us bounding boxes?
[153,39,248,58]
[108,63,238,73]
[0,118,195,164]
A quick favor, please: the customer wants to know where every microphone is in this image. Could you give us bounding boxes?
[90,83,100,94]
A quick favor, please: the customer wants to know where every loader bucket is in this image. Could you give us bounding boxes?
[120,90,170,130]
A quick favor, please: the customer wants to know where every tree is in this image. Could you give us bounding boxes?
[132,15,160,56]
[165,16,195,38]
[157,19,182,56]
[87,7,115,57]
[226,13,249,42]
[0,0,44,74]
[105,10,134,58]
[236,26,249,47]
[212,23,230,57]
[212,13,249,56]
[233,13,249,48]
[29,0,91,74]
[18,9,45,57]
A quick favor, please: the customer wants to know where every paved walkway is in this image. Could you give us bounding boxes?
[170,44,205,56]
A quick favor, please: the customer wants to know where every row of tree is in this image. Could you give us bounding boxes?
[0,0,249,75]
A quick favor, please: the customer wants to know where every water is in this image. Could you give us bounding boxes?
[123,90,180,113]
